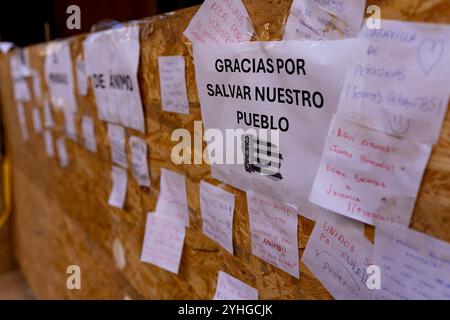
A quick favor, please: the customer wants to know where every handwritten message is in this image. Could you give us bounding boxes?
[213,271,258,300]
[81,116,97,153]
[140,214,186,274]
[129,136,151,187]
[108,165,128,209]
[309,116,431,226]
[184,0,254,45]
[247,191,299,278]
[338,20,450,144]
[155,168,189,227]
[374,222,450,300]
[302,211,373,300]
[158,56,189,114]
[200,181,235,254]
[107,124,128,169]
[283,0,366,40]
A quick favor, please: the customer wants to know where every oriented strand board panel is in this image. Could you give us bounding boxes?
[0,0,449,299]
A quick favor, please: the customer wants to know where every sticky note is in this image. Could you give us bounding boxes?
[213,271,258,300]
[108,165,128,209]
[158,56,189,114]
[140,213,186,274]
[309,116,431,226]
[129,136,151,187]
[247,191,300,278]
[200,181,235,254]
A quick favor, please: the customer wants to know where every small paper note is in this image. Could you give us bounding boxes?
[184,0,254,45]
[10,49,31,102]
[247,191,300,278]
[43,130,55,157]
[302,211,374,300]
[76,57,88,96]
[338,20,450,144]
[31,107,43,133]
[155,168,189,227]
[213,271,258,300]
[158,56,189,114]
[108,124,128,169]
[31,69,42,99]
[43,99,54,128]
[129,136,151,187]
[374,222,450,300]
[81,116,97,153]
[200,181,235,254]
[64,110,77,141]
[16,103,29,142]
[56,137,69,168]
[283,0,366,40]
[309,116,431,226]
[108,165,128,209]
[140,213,186,274]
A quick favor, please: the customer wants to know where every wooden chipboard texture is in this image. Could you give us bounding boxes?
[0,0,449,299]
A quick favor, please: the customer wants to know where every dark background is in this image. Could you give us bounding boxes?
[0,0,202,46]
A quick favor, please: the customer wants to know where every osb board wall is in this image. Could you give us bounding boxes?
[0,0,449,299]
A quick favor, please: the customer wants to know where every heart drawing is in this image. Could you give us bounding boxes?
[417,38,445,75]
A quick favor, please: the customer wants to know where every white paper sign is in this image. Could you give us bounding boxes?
[158,56,189,114]
[44,41,77,112]
[213,271,258,300]
[76,57,88,96]
[43,130,55,157]
[31,107,43,133]
[43,99,54,128]
[129,136,151,187]
[193,39,367,213]
[81,116,97,153]
[309,116,431,226]
[283,0,366,40]
[338,20,450,144]
[184,0,254,45]
[247,191,299,278]
[108,124,128,169]
[56,137,69,168]
[374,222,450,300]
[200,181,235,254]
[84,25,145,132]
[140,214,186,274]
[302,211,374,300]
[155,168,189,227]
[10,49,31,102]
[16,103,29,142]
[108,165,128,209]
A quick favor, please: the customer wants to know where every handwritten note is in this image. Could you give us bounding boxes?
[56,137,69,168]
[247,191,299,278]
[64,110,77,141]
[309,116,431,226]
[338,20,450,144]
[283,0,366,40]
[302,211,374,300]
[43,130,55,157]
[158,56,189,114]
[213,271,258,300]
[374,222,450,300]
[184,0,254,45]
[81,116,97,153]
[16,103,29,142]
[108,165,128,209]
[107,124,128,169]
[76,57,88,96]
[155,168,189,227]
[43,99,54,128]
[200,181,235,254]
[140,213,186,274]
[129,136,151,187]
[31,107,43,133]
